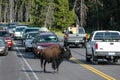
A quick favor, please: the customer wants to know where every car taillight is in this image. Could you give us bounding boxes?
[10,33,14,37]
[85,33,89,39]
[66,34,69,39]
[95,43,98,49]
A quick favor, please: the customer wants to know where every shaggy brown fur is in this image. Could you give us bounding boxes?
[40,44,71,73]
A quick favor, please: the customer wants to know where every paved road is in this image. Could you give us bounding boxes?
[0,40,120,80]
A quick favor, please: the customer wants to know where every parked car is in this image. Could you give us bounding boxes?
[22,27,40,45]
[24,31,39,52]
[0,37,8,56]
[0,30,13,50]
[63,27,87,47]
[14,25,28,40]
[32,32,59,57]
[85,30,120,64]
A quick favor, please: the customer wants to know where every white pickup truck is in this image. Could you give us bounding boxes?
[85,30,120,64]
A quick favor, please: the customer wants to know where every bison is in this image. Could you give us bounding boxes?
[39,44,72,73]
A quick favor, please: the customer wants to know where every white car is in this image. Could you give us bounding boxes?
[86,30,120,64]
[14,26,28,39]
[25,31,38,52]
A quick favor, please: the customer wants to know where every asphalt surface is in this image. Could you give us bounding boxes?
[0,39,120,80]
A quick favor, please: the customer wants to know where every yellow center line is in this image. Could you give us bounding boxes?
[70,57,116,80]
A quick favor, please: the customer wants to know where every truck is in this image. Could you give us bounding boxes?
[63,27,87,47]
[85,30,120,64]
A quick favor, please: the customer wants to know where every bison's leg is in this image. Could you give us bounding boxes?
[41,58,44,71]
[43,60,47,72]
[56,59,63,73]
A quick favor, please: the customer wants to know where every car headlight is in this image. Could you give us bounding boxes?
[37,46,45,49]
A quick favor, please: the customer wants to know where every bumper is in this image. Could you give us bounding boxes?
[0,49,6,54]
[14,36,22,39]
[94,52,120,57]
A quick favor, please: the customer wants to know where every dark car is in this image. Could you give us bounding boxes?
[0,37,8,56]
[0,30,13,50]
[32,32,59,57]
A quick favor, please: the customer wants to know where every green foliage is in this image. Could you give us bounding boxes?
[31,0,76,30]
[53,0,75,30]
[31,0,49,26]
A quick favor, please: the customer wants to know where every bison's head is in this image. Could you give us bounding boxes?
[61,46,72,60]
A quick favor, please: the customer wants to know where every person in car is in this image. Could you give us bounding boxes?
[71,24,76,34]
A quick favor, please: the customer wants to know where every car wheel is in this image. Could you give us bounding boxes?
[3,52,8,56]
[86,49,91,62]
[3,49,8,56]
[92,50,98,64]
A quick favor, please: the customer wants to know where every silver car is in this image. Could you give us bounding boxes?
[0,37,8,56]
[25,31,38,52]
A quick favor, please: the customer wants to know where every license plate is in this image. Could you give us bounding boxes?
[108,52,115,56]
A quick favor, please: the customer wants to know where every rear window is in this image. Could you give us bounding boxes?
[94,32,120,40]
[78,28,85,34]
[0,31,10,37]
[8,25,16,29]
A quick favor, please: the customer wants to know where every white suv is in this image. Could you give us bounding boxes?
[14,26,28,40]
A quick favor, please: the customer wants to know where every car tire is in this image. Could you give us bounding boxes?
[92,52,98,65]
[86,49,91,62]
[3,49,8,56]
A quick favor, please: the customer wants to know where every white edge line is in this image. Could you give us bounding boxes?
[14,42,39,80]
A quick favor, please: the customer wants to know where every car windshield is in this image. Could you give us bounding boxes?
[37,35,58,43]
[78,28,85,34]
[16,27,26,32]
[0,31,10,37]
[94,32,120,40]
[27,33,37,39]
[8,25,16,29]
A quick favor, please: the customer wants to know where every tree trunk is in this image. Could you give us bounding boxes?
[0,0,2,22]
[9,0,14,22]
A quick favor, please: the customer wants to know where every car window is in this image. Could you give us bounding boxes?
[8,25,16,29]
[94,32,120,40]
[0,31,10,37]
[16,27,26,32]
[78,28,85,34]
